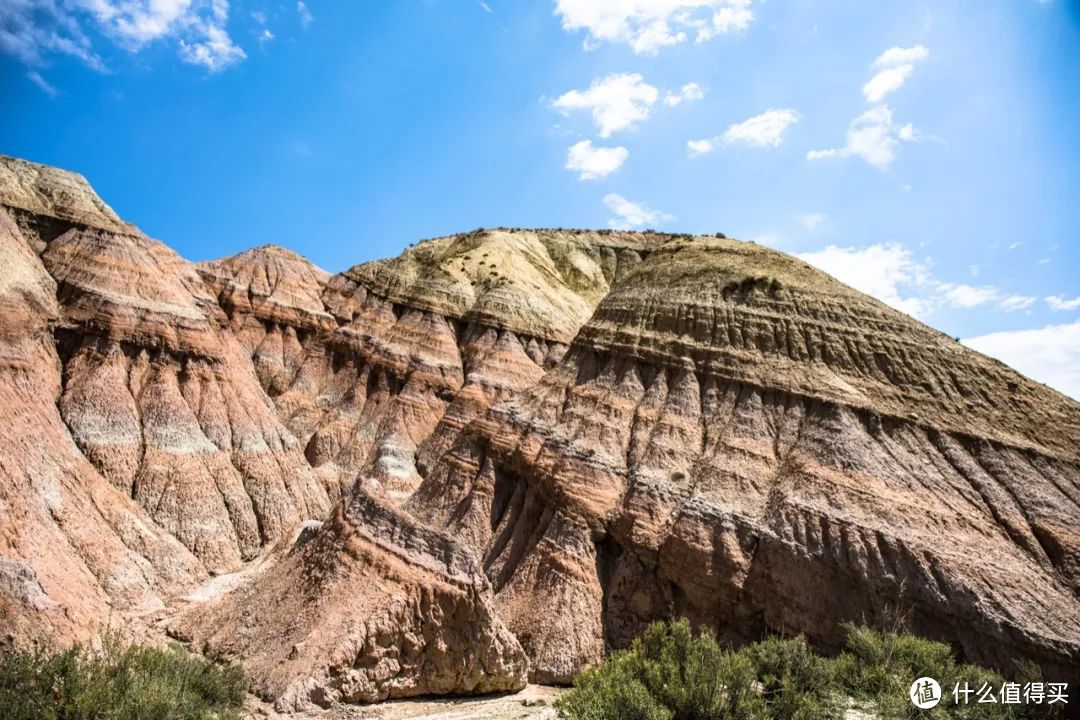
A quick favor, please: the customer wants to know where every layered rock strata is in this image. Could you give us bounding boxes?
[175,488,528,711]
[0,201,203,646]
[200,230,664,500]
[409,236,1080,683]
[4,153,1079,702]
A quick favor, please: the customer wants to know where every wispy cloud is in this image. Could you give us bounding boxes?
[687,138,716,157]
[663,82,704,107]
[555,0,755,55]
[864,45,928,102]
[797,242,934,317]
[807,105,916,170]
[999,295,1037,312]
[689,108,799,156]
[800,213,827,232]
[604,193,674,229]
[26,70,57,96]
[1047,295,1080,311]
[797,241,1052,319]
[721,108,799,147]
[297,1,314,29]
[0,0,246,72]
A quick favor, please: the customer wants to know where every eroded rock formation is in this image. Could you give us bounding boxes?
[2,154,1078,705]
[0,170,204,646]
[174,487,528,711]
[200,230,662,501]
[409,237,1080,683]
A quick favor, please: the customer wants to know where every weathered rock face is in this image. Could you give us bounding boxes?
[174,488,528,711]
[409,237,1080,683]
[0,155,334,644]
[0,155,128,250]
[43,227,331,573]
[3,153,1079,703]
[201,230,661,501]
[0,203,204,646]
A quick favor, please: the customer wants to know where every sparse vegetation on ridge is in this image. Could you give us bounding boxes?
[0,636,245,720]
[556,619,1063,720]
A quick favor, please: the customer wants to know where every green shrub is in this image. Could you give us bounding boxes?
[557,621,1064,720]
[555,654,673,720]
[0,636,245,720]
[744,636,840,720]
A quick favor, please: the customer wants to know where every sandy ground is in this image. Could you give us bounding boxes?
[244,685,562,720]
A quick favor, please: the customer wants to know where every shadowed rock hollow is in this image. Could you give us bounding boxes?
[1,154,1077,706]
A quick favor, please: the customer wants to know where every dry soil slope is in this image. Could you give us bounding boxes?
[200,229,667,501]
[410,235,1080,684]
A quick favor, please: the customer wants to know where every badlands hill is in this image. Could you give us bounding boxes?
[0,155,1077,710]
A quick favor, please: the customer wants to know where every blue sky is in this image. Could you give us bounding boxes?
[2,0,1079,398]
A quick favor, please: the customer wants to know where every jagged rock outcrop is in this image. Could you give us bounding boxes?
[409,236,1080,683]
[201,230,663,501]
[174,487,528,711]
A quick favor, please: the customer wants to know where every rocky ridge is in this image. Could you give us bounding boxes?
[408,237,1080,682]
[1,155,1077,707]
[199,229,664,501]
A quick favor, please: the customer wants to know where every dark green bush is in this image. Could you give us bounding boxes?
[0,636,245,720]
[557,621,1064,720]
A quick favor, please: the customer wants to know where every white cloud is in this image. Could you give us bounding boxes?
[175,1,245,71]
[796,239,1050,320]
[797,242,933,317]
[664,82,704,106]
[687,138,716,157]
[1047,295,1080,311]
[554,0,754,54]
[807,105,915,170]
[863,45,928,102]
[552,73,659,138]
[800,213,827,232]
[722,108,799,147]
[964,320,1080,401]
[297,1,313,29]
[565,140,629,180]
[873,44,929,69]
[26,70,57,96]
[0,0,104,69]
[478,0,493,11]
[940,283,999,309]
[999,295,1037,312]
[0,0,245,71]
[603,193,674,229]
[863,64,914,103]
